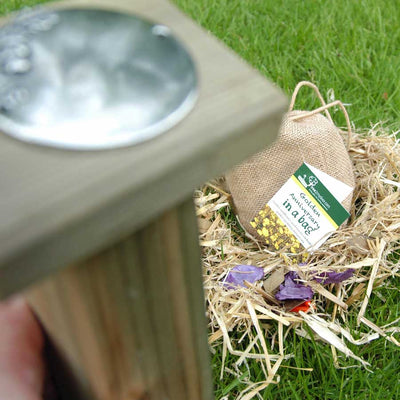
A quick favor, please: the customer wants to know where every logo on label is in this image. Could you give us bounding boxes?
[298,174,318,189]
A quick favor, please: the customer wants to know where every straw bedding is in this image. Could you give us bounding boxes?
[195,124,400,399]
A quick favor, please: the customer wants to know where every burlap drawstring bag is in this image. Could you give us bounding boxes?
[226,81,355,240]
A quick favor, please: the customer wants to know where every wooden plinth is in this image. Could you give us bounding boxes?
[0,1,287,399]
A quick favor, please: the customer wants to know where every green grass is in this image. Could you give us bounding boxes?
[171,1,400,399]
[174,0,400,132]
[0,0,52,14]
[2,0,400,399]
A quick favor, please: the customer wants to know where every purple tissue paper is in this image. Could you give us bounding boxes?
[314,269,354,285]
[225,265,264,289]
[275,271,313,301]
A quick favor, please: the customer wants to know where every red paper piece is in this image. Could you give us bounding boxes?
[290,300,312,313]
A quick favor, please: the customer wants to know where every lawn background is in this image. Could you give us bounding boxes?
[1,0,400,399]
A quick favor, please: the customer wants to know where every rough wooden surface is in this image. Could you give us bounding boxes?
[0,0,287,298]
[27,198,213,400]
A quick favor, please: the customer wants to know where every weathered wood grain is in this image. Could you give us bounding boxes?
[27,198,213,400]
[0,0,286,298]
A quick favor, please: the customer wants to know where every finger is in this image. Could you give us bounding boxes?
[0,296,45,400]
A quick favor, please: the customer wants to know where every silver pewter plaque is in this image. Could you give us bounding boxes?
[0,8,198,150]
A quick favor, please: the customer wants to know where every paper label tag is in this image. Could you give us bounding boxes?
[251,163,352,252]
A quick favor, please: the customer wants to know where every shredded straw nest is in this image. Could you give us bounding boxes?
[195,124,400,399]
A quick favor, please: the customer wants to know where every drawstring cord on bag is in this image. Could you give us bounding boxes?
[288,81,353,151]
[289,81,333,122]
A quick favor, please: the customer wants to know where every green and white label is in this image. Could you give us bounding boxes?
[268,163,352,251]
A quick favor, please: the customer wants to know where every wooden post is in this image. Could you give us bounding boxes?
[0,0,287,399]
[28,198,212,400]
